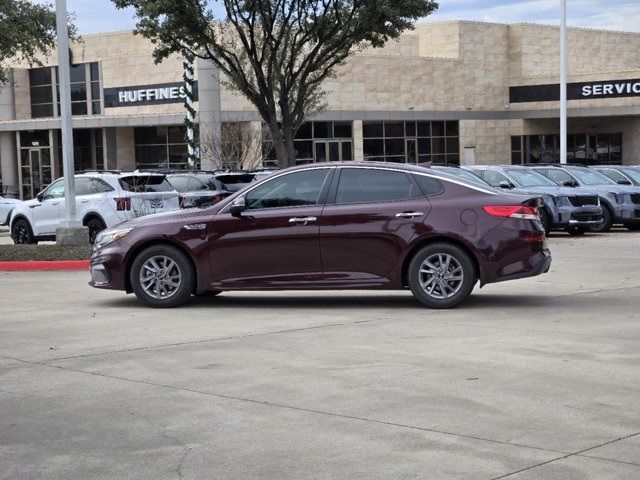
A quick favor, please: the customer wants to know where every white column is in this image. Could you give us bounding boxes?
[559,0,568,164]
[56,0,79,226]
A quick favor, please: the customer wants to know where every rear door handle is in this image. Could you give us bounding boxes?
[289,216,317,225]
[51,202,60,206]
[396,211,424,219]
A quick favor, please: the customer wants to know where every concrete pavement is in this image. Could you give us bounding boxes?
[0,231,639,479]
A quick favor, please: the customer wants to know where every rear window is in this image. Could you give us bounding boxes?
[167,175,210,192]
[119,175,175,193]
[216,174,255,185]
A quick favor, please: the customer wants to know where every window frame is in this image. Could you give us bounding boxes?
[228,167,333,213]
[326,166,422,206]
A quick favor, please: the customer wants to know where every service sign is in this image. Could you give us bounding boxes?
[104,82,199,108]
[509,78,640,103]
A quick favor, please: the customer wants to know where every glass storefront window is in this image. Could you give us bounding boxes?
[363,120,460,165]
[29,62,101,118]
[134,125,190,169]
[512,133,623,165]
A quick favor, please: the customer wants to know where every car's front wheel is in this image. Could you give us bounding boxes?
[408,242,477,309]
[85,217,106,244]
[565,226,587,236]
[130,245,195,308]
[590,205,613,233]
[11,219,37,245]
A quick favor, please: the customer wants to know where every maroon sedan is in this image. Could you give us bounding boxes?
[89,163,551,308]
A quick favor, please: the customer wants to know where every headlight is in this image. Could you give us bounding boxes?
[609,193,625,204]
[94,227,133,249]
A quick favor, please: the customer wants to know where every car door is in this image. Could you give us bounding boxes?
[208,168,332,288]
[31,179,64,235]
[319,167,432,284]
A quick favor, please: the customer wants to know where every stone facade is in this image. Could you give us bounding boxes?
[2,20,640,197]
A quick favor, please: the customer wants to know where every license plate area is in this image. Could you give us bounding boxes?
[150,199,163,209]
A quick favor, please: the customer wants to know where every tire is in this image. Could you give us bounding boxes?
[11,218,37,245]
[85,217,106,244]
[565,226,587,236]
[589,205,613,233]
[625,223,640,231]
[539,208,552,236]
[130,244,195,308]
[408,242,477,309]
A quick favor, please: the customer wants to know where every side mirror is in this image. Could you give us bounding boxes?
[498,180,514,189]
[617,179,632,185]
[229,197,246,217]
[36,192,44,202]
[562,180,578,188]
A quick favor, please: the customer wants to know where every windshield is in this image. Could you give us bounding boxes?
[622,168,640,184]
[568,168,616,186]
[506,169,557,187]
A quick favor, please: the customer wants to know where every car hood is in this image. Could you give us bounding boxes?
[0,197,23,205]
[574,183,640,194]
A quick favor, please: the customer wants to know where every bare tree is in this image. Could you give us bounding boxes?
[198,122,272,170]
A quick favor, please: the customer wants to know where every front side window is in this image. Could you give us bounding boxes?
[506,169,557,187]
[335,168,415,204]
[483,170,511,188]
[44,179,65,199]
[245,169,329,210]
[545,169,574,185]
[621,168,640,184]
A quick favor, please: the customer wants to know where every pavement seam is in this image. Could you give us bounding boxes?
[489,431,640,479]
[3,354,572,458]
[42,318,385,362]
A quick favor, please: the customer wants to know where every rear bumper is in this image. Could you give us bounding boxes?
[490,249,552,284]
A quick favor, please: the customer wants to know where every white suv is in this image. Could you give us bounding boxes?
[10,171,180,244]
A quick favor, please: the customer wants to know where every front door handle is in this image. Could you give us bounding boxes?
[396,211,424,219]
[289,216,317,225]
[51,202,60,206]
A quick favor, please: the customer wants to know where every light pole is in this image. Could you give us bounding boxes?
[559,0,568,164]
[55,0,87,244]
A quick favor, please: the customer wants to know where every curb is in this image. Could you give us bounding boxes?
[0,260,90,271]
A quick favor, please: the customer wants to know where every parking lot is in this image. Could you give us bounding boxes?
[0,231,639,479]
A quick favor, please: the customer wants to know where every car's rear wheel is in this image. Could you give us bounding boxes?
[565,226,587,236]
[85,217,106,244]
[12,219,37,245]
[590,205,613,233]
[130,245,194,308]
[408,242,477,309]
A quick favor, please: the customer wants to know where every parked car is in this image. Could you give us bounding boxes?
[466,165,603,235]
[90,162,551,309]
[531,165,640,232]
[10,171,180,244]
[591,165,640,186]
[426,164,494,187]
[166,173,232,208]
[0,195,22,226]
[205,172,257,192]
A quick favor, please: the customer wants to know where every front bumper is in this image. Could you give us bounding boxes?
[552,205,602,228]
[89,248,128,291]
[612,205,640,224]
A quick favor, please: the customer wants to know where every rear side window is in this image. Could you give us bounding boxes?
[119,176,175,193]
[412,174,444,196]
[335,168,415,204]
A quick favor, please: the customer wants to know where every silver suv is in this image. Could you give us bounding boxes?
[467,166,603,235]
[532,165,640,232]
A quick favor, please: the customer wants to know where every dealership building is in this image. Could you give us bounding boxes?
[1,20,640,199]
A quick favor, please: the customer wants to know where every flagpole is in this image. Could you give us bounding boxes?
[559,0,568,164]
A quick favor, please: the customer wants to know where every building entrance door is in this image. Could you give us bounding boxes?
[19,148,53,199]
[315,140,352,162]
[406,139,418,164]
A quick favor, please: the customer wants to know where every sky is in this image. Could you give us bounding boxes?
[39,0,640,35]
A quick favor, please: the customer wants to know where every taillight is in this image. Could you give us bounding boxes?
[522,235,545,243]
[483,205,540,220]
[210,195,221,204]
[114,197,131,211]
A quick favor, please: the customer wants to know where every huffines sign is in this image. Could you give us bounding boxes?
[104,82,199,107]
[509,79,640,103]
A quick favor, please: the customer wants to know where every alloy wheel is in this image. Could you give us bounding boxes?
[139,256,183,300]
[419,253,464,299]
